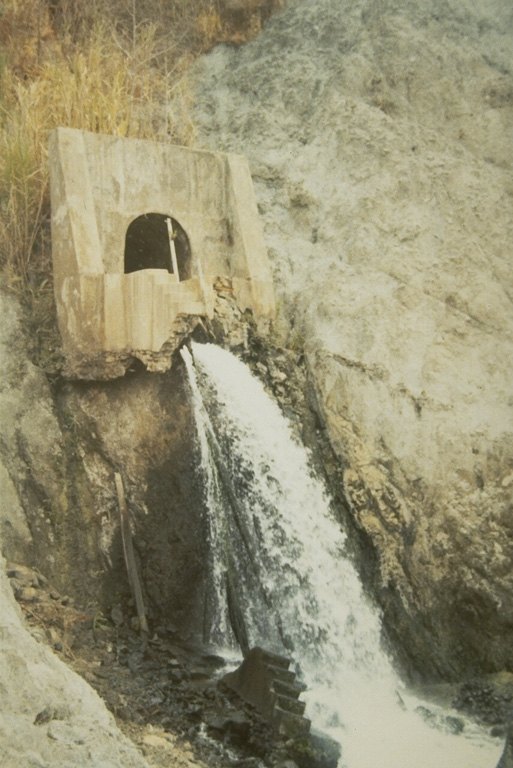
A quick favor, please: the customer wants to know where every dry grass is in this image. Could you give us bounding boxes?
[0,0,284,368]
[0,2,192,289]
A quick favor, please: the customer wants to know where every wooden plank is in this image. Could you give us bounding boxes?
[115,472,148,634]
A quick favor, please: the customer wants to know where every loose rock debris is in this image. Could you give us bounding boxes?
[6,562,333,768]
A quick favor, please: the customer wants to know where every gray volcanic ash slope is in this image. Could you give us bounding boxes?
[192,0,513,679]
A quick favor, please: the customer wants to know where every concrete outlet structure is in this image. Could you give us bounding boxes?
[49,127,275,378]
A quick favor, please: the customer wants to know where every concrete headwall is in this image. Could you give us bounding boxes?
[49,128,275,378]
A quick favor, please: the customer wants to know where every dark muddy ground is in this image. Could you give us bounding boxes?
[7,561,337,768]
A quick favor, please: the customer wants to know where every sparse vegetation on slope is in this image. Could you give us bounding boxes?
[0,0,283,367]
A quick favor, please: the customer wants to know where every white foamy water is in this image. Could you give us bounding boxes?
[182,342,502,768]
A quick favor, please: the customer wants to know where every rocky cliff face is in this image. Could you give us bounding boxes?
[193,0,513,679]
[0,289,217,765]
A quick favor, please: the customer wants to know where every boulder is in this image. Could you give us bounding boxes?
[0,554,149,768]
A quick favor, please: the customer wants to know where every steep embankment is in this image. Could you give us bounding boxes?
[193,0,513,678]
[0,291,212,768]
[0,292,210,629]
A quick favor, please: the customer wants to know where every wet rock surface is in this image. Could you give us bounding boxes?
[452,676,513,733]
[0,288,213,639]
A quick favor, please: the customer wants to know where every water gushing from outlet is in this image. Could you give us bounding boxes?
[181,342,501,768]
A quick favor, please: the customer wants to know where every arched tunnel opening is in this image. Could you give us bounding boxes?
[124,212,192,279]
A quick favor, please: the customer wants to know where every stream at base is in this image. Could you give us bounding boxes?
[182,342,502,768]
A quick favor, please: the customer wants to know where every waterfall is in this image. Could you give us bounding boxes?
[181,342,501,768]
